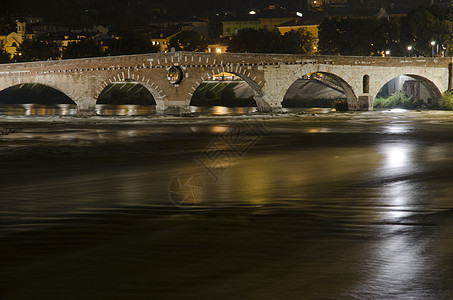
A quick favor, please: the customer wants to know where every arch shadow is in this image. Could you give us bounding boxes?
[282,72,356,109]
[189,70,270,111]
[0,83,76,105]
[190,72,257,109]
[96,78,165,111]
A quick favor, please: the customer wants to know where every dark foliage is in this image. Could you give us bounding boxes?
[14,40,61,61]
[167,31,207,52]
[62,39,104,59]
[318,17,400,56]
[228,28,314,54]
[105,32,159,56]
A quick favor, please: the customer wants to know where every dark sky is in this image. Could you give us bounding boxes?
[0,0,435,26]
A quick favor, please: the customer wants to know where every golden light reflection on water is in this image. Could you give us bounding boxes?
[219,147,383,207]
[96,104,156,116]
[0,104,78,116]
[190,106,257,116]
[303,127,331,134]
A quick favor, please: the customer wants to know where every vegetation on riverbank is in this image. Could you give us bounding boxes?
[440,91,453,110]
[282,98,348,111]
[373,92,422,109]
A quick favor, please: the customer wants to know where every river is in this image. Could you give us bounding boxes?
[2,107,453,299]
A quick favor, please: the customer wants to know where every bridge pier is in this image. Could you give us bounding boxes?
[75,97,97,117]
[77,108,97,117]
[157,100,191,116]
[357,94,374,111]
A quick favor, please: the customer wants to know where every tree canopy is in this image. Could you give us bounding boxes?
[14,40,61,61]
[167,31,207,52]
[400,6,453,56]
[106,32,159,56]
[227,28,315,54]
[62,39,104,59]
[318,17,399,56]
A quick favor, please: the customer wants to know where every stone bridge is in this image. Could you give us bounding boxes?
[0,52,451,114]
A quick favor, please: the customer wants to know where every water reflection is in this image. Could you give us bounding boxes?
[96,104,156,116]
[352,232,430,299]
[190,106,257,116]
[0,104,77,116]
[380,143,414,171]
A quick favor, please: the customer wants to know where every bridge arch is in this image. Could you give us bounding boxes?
[281,71,357,109]
[372,73,443,107]
[0,82,76,105]
[95,74,165,111]
[188,68,270,111]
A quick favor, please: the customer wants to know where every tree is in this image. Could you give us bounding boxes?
[167,31,207,52]
[227,28,315,54]
[106,32,159,56]
[280,29,315,54]
[62,39,104,59]
[318,17,399,56]
[0,47,10,63]
[227,28,280,53]
[401,6,453,56]
[14,40,61,61]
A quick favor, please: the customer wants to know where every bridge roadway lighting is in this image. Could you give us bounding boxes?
[431,41,436,57]
[407,46,412,57]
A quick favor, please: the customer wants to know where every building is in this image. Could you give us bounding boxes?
[150,30,180,52]
[207,37,229,54]
[307,0,350,11]
[257,8,298,31]
[221,16,260,37]
[277,14,324,51]
[0,20,35,58]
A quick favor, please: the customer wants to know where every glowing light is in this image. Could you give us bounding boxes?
[390,108,407,113]
[249,10,256,15]
[216,48,222,54]
[296,12,303,17]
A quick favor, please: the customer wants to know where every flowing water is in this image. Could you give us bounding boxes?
[2,107,453,299]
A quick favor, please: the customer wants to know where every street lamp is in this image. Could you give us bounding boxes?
[407,46,412,57]
[385,50,390,56]
[431,41,436,57]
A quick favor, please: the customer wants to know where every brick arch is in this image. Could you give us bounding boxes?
[371,72,444,106]
[187,67,270,111]
[95,73,166,111]
[281,70,358,109]
[0,81,77,105]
